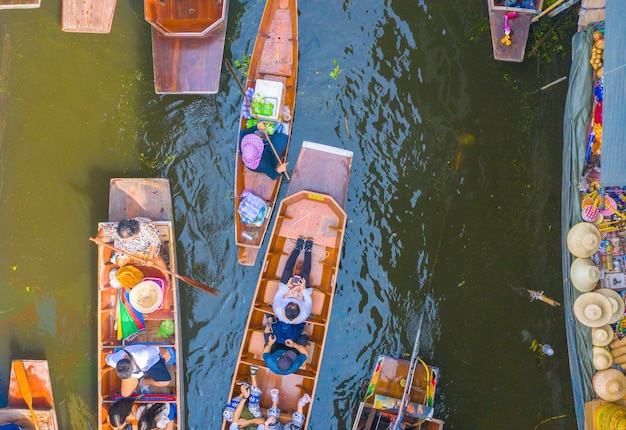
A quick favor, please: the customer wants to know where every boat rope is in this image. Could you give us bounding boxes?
[285,209,330,262]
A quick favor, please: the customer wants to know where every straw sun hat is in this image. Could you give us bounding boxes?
[567,222,602,258]
[592,324,615,347]
[596,288,626,324]
[593,347,614,371]
[573,292,613,327]
[129,280,164,314]
[570,257,601,292]
[593,368,626,402]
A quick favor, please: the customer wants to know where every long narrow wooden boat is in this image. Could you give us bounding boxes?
[352,322,444,430]
[97,178,184,429]
[235,0,298,266]
[487,0,544,62]
[0,0,39,9]
[0,360,58,429]
[223,142,353,430]
[144,0,229,94]
[62,0,117,33]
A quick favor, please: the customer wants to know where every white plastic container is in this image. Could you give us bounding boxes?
[254,79,284,121]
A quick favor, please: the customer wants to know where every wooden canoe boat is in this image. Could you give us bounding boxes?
[223,142,353,430]
[62,0,117,33]
[0,360,58,429]
[144,0,229,94]
[97,178,184,429]
[353,311,444,430]
[352,355,443,430]
[235,0,299,266]
[487,0,544,62]
[0,0,39,9]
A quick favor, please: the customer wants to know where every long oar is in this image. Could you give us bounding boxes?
[225,59,291,181]
[13,361,40,430]
[531,0,568,22]
[89,238,218,296]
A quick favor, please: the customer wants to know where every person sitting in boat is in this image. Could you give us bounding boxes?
[272,238,314,325]
[136,402,177,430]
[94,217,167,270]
[263,320,310,376]
[239,122,288,180]
[105,344,175,397]
[107,398,138,430]
[264,388,311,430]
[223,366,266,430]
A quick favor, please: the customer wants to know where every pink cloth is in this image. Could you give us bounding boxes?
[241,134,264,169]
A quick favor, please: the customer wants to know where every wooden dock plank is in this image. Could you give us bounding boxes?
[0,0,39,9]
[62,0,117,34]
[150,23,225,94]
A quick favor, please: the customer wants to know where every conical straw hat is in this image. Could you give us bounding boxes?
[596,288,626,324]
[570,258,601,292]
[593,347,614,370]
[129,280,164,314]
[593,368,626,401]
[592,325,615,347]
[573,292,613,327]
[567,222,602,258]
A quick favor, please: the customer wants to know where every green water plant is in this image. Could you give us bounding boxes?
[330,59,342,80]
[233,55,251,76]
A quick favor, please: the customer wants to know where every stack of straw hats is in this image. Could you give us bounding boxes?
[593,347,614,370]
[570,257,601,292]
[567,222,602,258]
[596,288,626,324]
[592,325,615,347]
[593,368,626,401]
[574,292,614,327]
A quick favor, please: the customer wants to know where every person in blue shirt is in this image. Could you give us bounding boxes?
[239,122,288,180]
[262,321,310,375]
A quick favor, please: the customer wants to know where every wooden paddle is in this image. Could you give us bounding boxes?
[13,361,40,430]
[531,0,568,22]
[224,58,291,181]
[89,238,218,296]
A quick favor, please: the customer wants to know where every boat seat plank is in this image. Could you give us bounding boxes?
[62,0,116,33]
[259,280,329,318]
[244,329,317,374]
[277,206,342,247]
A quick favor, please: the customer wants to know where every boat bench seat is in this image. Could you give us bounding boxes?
[242,329,317,378]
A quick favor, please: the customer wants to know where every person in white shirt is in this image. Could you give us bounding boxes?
[272,238,314,325]
[105,344,174,397]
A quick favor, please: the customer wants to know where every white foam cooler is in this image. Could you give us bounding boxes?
[254,79,285,121]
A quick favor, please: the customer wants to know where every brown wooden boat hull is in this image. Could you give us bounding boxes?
[487,0,544,63]
[145,0,228,94]
[224,142,353,430]
[62,0,117,33]
[0,360,58,429]
[97,178,184,430]
[235,0,299,266]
